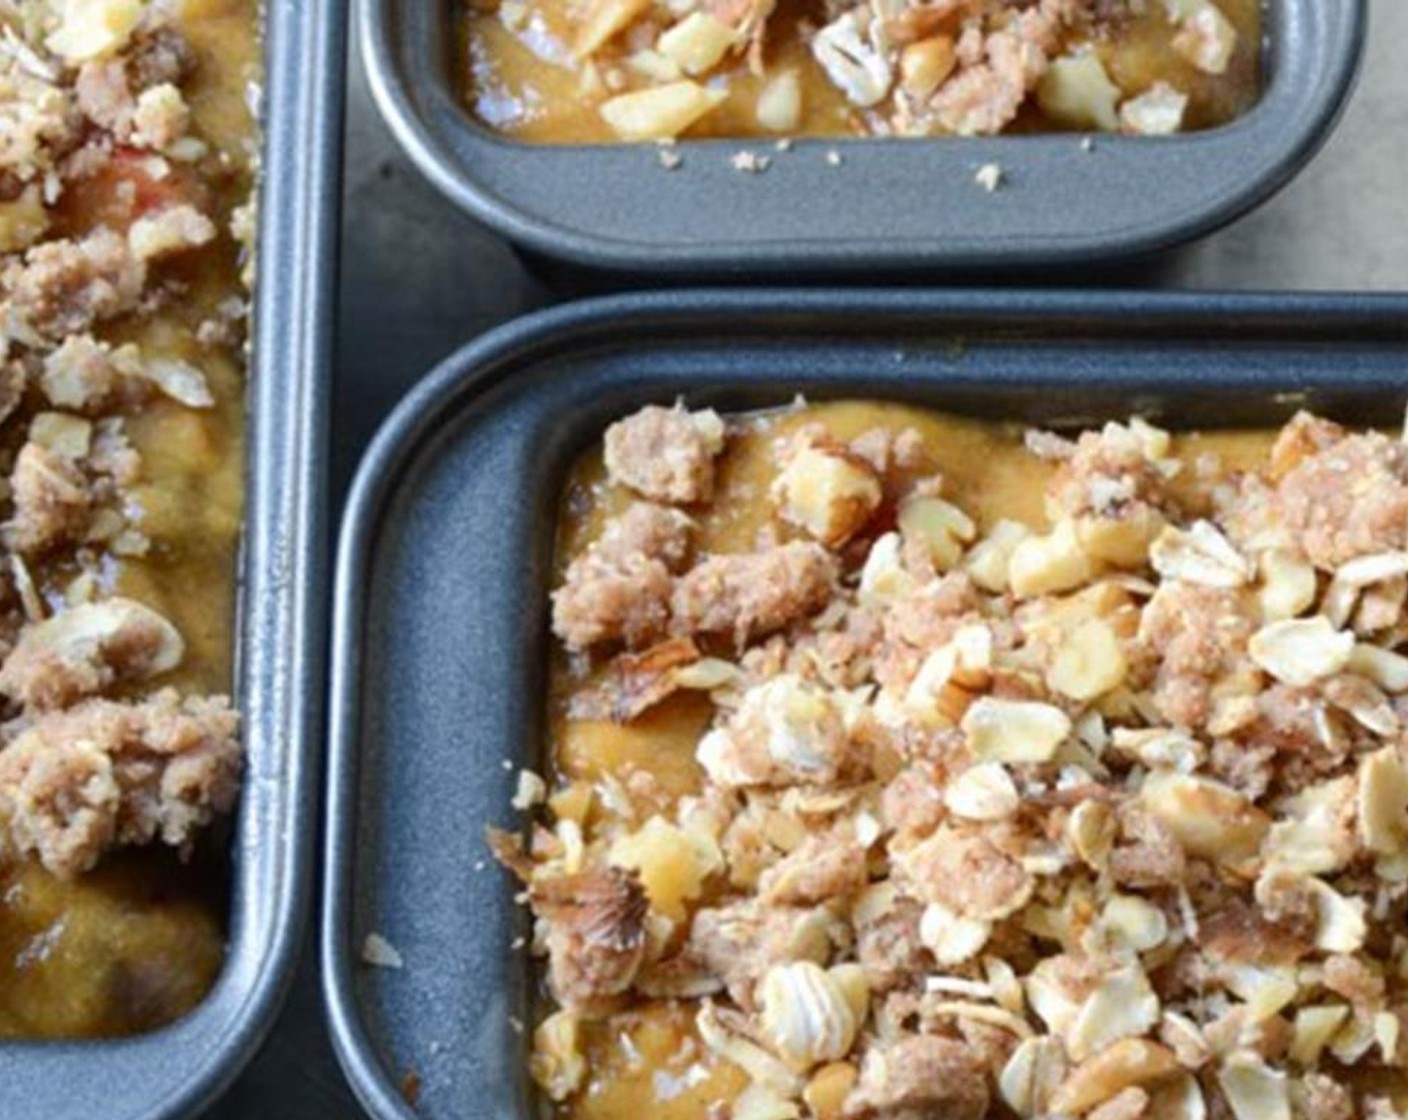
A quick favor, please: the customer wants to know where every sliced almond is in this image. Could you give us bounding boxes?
[1248,617,1354,687]
[1288,1005,1350,1066]
[1050,1039,1179,1115]
[962,697,1072,765]
[999,1036,1068,1118]
[1257,549,1316,622]
[1048,617,1127,701]
[758,961,859,1070]
[1359,747,1408,857]
[919,902,992,965]
[1140,771,1269,865]
[1146,1074,1206,1120]
[1215,1052,1289,1120]
[1150,520,1252,589]
[1349,643,1408,692]
[944,761,1020,821]
[1066,961,1162,1061]
[1110,727,1204,774]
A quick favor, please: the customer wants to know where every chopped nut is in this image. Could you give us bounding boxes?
[1037,52,1122,132]
[361,931,404,969]
[897,495,976,572]
[899,35,956,100]
[1167,0,1239,75]
[1289,1005,1350,1066]
[529,1010,586,1100]
[811,12,892,108]
[974,162,1004,192]
[512,769,547,810]
[47,0,142,62]
[966,519,1032,593]
[773,443,882,547]
[657,12,740,75]
[1120,82,1189,135]
[1009,519,1096,599]
[600,81,726,141]
[757,70,803,132]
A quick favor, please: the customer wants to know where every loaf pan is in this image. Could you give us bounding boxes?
[0,2,345,1117]
[360,1,1365,276]
[322,288,1408,1119]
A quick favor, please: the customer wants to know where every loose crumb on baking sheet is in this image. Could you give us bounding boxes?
[975,162,1005,191]
[361,932,405,970]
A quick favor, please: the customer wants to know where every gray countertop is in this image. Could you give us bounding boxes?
[209,2,1406,1116]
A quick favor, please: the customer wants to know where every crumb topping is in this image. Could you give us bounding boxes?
[501,403,1408,1119]
[0,0,246,881]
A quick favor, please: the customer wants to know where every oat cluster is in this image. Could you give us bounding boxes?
[498,403,1408,1120]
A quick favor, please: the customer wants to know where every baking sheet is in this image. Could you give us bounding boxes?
[207,0,1408,1115]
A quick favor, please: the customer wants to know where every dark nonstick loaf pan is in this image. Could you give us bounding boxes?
[322,288,1408,1120]
[361,1,1366,276]
[0,3,344,1119]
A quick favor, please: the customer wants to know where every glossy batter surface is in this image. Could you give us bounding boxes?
[461,0,1260,142]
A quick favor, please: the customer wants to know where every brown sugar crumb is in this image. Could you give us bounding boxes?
[552,502,693,651]
[845,1034,989,1120]
[507,402,1408,1120]
[0,690,241,880]
[603,404,726,505]
[672,541,837,646]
